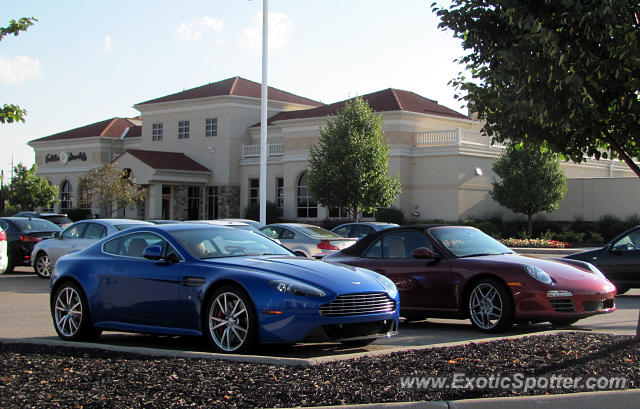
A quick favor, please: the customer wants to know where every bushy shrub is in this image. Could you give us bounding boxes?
[242,201,282,225]
[375,207,405,225]
[597,215,626,242]
[1,204,20,217]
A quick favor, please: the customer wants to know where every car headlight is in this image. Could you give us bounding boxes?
[525,265,552,284]
[582,262,607,280]
[356,267,398,298]
[269,280,326,297]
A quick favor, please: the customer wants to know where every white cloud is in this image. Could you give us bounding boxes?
[177,16,224,41]
[241,12,294,51]
[103,34,113,52]
[0,55,41,85]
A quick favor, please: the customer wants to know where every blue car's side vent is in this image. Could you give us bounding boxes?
[319,292,396,317]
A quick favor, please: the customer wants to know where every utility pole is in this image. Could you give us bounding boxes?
[259,0,269,225]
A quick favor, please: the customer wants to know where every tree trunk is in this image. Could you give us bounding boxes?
[352,206,359,223]
[603,131,640,178]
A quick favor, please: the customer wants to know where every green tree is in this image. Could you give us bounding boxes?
[307,97,402,222]
[1,17,37,124]
[79,163,146,218]
[491,144,567,236]
[7,163,58,210]
[432,0,640,178]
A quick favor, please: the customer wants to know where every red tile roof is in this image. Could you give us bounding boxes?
[117,149,210,172]
[255,88,470,126]
[31,117,141,142]
[136,76,324,107]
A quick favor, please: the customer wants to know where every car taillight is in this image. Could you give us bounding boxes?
[317,240,338,250]
[0,231,5,241]
[20,235,41,243]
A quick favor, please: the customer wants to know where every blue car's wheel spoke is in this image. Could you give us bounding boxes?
[209,291,250,352]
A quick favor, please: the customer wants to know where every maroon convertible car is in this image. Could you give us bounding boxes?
[323,225,616,332]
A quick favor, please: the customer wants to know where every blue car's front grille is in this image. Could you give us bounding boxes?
[319,292,396,317]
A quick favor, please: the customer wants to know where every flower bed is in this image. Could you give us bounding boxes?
[500,238,570,248]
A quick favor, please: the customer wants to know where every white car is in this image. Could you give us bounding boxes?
[0,227,8,274]
[31,218,153,278]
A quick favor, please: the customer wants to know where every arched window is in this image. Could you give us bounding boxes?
[60,180,71,212]
[78,180,91,209]
[296,172,317,218]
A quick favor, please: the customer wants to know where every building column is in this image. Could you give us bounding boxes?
[146,184,163,219]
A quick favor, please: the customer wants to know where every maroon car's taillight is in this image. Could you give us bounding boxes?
[317,240,338,250]
[20,235,41,243]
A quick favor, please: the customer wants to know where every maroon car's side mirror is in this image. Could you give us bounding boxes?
[412,247,438,259]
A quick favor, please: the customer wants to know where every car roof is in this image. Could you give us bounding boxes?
[340,224,451,255]
[184,220,249,226]
[264,223,316,228]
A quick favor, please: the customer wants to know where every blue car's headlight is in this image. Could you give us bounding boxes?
[525,265,552,284]
[356,267,398,298]
[269,280,326,297]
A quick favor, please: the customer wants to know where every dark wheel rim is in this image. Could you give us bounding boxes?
[209,292,249,352]
[469,282,503,330]
[54,287,83,337]
[36,254,51,277]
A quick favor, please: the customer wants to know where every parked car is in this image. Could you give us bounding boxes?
[260,223,357,258]
[184,220,279,243]
[147,220,181,224]
[0,227,8,274]
[31,219,154,279]
[217,218,264,230]
[13,212,73,229]
[564,225,640,294]
[331,222,399,240]
[0,217,61,272]
[49,224,399,353]
[323,225,616,332]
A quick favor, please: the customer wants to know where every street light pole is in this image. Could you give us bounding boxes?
[259,0,268,225]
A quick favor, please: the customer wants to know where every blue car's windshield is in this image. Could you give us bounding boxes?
[171,227,293,259]
[429,227,514,258]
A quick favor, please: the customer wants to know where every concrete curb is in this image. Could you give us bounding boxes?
[273,389,640,409]
[0,330,571,367]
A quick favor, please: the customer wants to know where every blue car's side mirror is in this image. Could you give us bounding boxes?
[143,245,163,260]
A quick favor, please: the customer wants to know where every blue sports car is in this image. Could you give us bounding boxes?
[50,224,399,353]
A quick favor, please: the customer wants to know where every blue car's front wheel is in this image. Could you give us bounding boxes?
[51,282,101,341]
[205,285,257,353]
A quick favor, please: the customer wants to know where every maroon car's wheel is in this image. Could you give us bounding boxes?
[467,278,514,333]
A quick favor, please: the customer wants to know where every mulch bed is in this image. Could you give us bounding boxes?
[1,332,639,408]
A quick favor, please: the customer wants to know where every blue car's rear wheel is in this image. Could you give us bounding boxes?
[52,282,101,341]
[205,285,257,353]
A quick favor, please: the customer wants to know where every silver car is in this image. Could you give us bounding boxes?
[260,223,356,258]
[31,218,154,278]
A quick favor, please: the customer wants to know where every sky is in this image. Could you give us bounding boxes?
[0,0,467,184]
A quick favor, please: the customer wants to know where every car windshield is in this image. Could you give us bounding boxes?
[13,218,60,232]
[171,227,293,259]
[429,227,514,258]
[297,226,342,239]
[43,216,72,225]
[115,224,153,231]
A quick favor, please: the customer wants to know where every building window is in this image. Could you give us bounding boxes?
[249,178,259,205]
[162,185,171,219]
[205,118,218,137]
[60,180,71,212]
[188,186,200,219]
[152,123,163,141]
[178,120,190,139]
[276,177,284,209]
[206,186,218,219]
[329,207,349,218]
[297,172,317,218]
[78,181,91,209]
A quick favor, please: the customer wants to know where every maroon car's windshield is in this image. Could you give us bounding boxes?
[429,227,513,258]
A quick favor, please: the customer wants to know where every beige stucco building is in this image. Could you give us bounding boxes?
[28,76,638,222]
